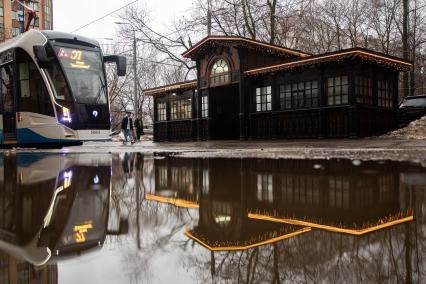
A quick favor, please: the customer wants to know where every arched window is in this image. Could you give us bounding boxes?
[210,59,230,86]
[212,201,232,228]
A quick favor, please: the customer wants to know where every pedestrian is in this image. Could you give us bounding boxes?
[121,111,135,145]
[122,152,135,177]
[134,117,144,141]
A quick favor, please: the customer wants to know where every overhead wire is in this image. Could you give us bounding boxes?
[70,0,140,33]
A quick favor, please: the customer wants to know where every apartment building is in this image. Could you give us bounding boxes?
[0,0,53,41]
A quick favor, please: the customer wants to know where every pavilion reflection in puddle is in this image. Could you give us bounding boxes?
[0,153,127,283]
[146,157,423,251]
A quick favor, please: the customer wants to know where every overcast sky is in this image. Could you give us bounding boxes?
[53,0,194,44]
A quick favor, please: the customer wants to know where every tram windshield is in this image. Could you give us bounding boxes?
[53,46,107,105]
[57,189,109,248]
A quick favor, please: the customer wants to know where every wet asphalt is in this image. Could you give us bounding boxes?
[10,138,426,164]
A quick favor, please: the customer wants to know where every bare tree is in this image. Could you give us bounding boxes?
[109,0,426,123]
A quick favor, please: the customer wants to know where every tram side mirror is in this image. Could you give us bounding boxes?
[104,55,127,76]
[33,45,49,69]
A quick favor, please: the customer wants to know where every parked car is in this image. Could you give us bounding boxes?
[398,95,426,127]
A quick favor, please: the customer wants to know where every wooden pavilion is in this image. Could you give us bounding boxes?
[144,36,412,141]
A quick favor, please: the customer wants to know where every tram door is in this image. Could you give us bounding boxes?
[0,64,16,141]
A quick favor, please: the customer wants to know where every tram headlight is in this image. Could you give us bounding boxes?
[63,170,73,189]
[93,175,99,184]
[61,106,72,123]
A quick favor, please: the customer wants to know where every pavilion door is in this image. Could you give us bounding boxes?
[1,64,16,141]
[210,84,239,139]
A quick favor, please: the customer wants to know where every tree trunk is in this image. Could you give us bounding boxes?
[268,0,277,44]
[402,0,409,98]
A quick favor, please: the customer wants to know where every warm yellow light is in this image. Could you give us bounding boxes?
[64,178,71,189]
[248,213,414,235]
[145,194,199,209]
[70,63,91,69]
[73,222,93,243]
[185,227,311,251]
[62,106,70,117]
[61,106,72,123]
[245,50,412,76]
[182,36,309,58]
[73,223,93,232]
[144,80,197,96]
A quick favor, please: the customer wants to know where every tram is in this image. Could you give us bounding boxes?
[0,153,127,267]
[0,29,126,147]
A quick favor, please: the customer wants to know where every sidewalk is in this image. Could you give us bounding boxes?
[31,138,426,164]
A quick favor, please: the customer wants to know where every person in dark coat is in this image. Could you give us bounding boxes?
[121,112,134,144]
[134,117,144,141]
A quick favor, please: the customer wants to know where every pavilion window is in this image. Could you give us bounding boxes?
[279,80,318,109]
[213,202,232,227]
[328,177,350,209]
[281,175,320,205]
[305,80,319,108]
[378,80,393,108]
[355,76,373,105]
[255,86,272,112]
[201,95,208,118]
[257,174,273,203]
[280,84,292,109]
[293,82,304,108]
[171,167,193,193]
[210,59,230,86]
[327,76,349,105]
[157,102,167,121]
[379,175,394,202]
[170,99,192,120]
[158,167,168,188]
[202,169,209,195]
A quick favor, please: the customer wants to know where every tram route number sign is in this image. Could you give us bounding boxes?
[57,47,91,70]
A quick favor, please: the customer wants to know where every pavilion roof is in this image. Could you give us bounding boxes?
[145,193,199,209]
[184,226,310,251]
[144,80,197,96]
[182,36,310,59]
[248,210,413,236]
[245,47,412,76]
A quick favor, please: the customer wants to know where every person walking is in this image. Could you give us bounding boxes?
[134,117,144,141]
[121,112,135,145]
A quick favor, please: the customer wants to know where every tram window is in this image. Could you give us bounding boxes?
[17,49,54,116]
[1,65,14,113]
[19,63,30,98]
[46,60,72,102]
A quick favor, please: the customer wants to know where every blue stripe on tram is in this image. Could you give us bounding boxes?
[16,128,78,144]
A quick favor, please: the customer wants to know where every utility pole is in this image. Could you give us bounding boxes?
[402,0,409,99]
[133,29,138,118]
[116,22,139,117]
[207,0,211,36]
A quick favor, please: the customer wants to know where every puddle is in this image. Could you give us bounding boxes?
[1,153,425,283]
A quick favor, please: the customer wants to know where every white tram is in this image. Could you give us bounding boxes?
[0,30,126,147]
[0,153,128,266]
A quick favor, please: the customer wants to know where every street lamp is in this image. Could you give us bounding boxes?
[115,22,139,118]
[94,37,114,53]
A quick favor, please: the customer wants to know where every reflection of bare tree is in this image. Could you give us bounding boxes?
[107,155,426,283]
[109,153,200,283]
[188,198,425,283]
[186,164,426,283]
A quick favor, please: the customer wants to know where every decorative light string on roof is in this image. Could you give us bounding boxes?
[245,50,412,76]
[144,80,197,96]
